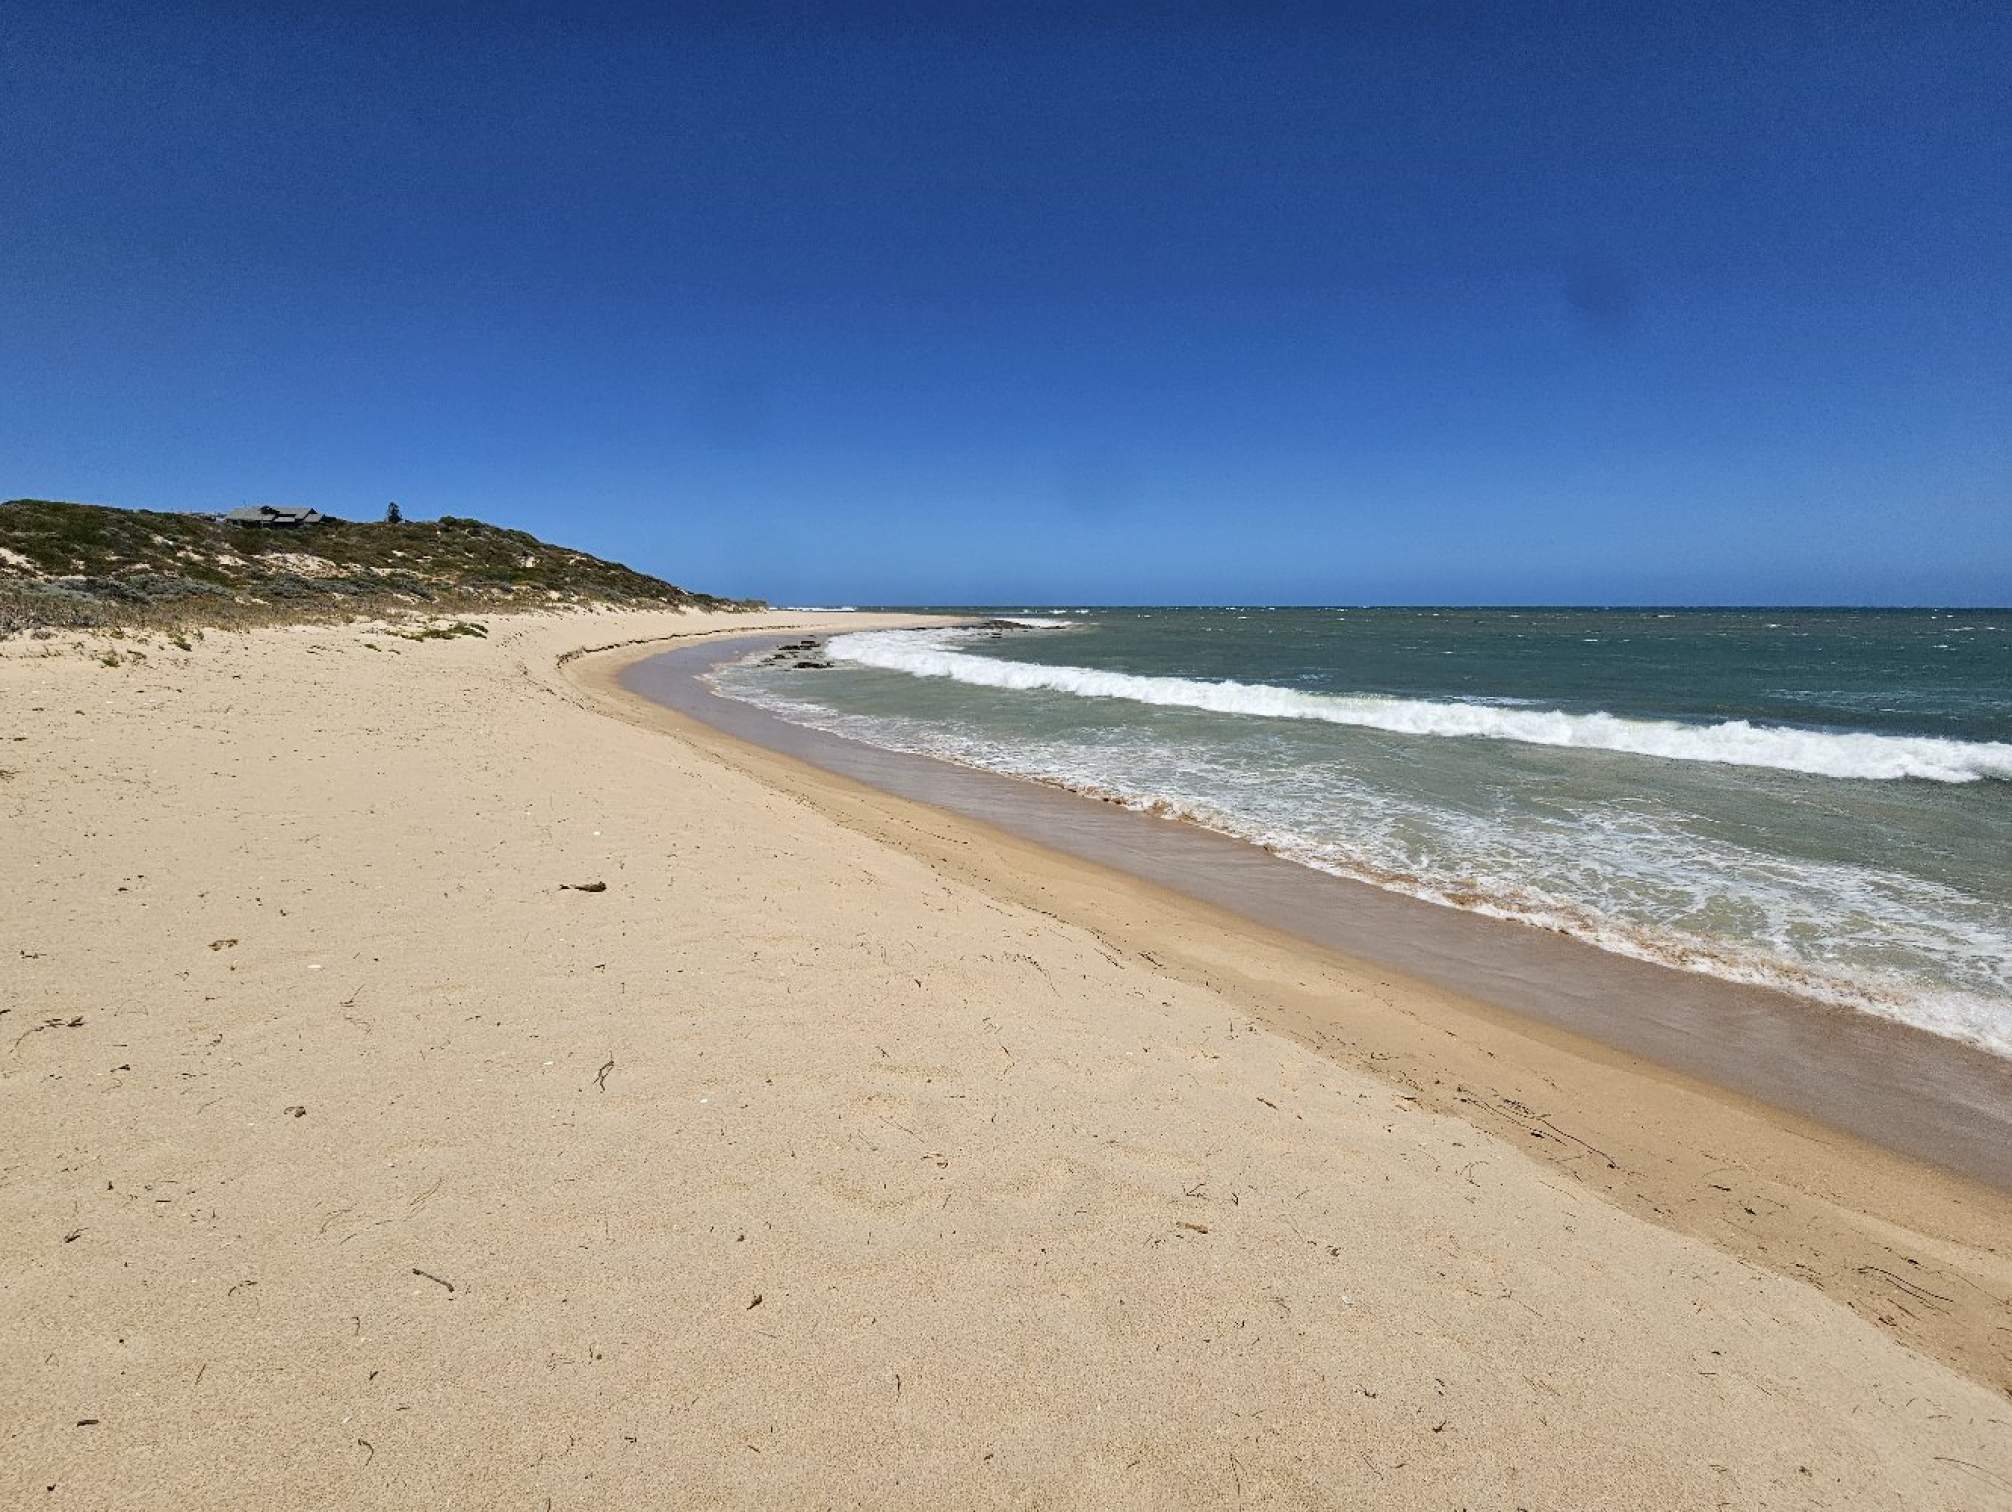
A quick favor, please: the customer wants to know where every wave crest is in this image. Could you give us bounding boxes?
[826,629,2012,783]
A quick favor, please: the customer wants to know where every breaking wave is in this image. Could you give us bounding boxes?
[827,628,2012,784]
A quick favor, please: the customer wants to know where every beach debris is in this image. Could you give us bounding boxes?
[407,1176,445,1214]
[560,880,607,893]
[10,1015,83,1054]
[208,938,237,951]
[1857,1265,1953,1313]
[746,1292,764,1310]
[595,1058,615,1092]
[412,1267,457,1294]
[1461,1092,1622,1170]
[1532,1114,1618,1169]
[1176,1220,1210,1235]
[1934,1458,2012,1497]
[283,1105,307,1118]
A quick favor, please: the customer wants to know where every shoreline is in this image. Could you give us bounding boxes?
[586,629,2012,1391]
[615,632,2012,1188]
[725,619,2012,1059]
[8,605,2011,1507]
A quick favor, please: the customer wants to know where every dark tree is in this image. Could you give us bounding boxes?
[385,501,402,524]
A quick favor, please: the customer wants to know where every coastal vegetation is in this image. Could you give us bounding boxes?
[0,498,757,634]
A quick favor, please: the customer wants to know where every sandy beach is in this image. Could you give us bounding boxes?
[5,607,2010,1509]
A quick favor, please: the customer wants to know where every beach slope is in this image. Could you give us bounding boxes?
[3,609,2008,1509]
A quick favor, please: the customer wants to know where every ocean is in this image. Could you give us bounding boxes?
[715,608,2012,1056]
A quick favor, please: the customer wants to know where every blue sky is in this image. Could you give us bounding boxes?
[3,1,2008,604]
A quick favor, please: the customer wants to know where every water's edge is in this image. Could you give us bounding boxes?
[622,634,2012,1191]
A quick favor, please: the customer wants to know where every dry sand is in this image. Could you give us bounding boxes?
[3,608,2009,1509]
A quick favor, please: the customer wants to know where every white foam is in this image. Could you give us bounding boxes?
[825,629,2012,784]
[712,669,2012,1057]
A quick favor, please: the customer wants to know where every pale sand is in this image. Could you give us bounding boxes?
[3,609,2009,1509]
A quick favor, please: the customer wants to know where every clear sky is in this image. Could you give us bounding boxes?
[4,2,2008,605]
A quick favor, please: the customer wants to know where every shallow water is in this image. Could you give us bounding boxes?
[715,608,2012,1057]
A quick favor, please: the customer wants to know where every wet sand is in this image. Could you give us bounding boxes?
[623,633,2012,1192]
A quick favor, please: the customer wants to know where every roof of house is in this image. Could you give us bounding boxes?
[223,505,324,525]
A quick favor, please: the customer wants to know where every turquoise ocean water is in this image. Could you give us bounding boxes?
[716,609,2012,1055]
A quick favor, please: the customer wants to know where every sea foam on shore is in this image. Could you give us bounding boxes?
[718,610,2012,1057]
